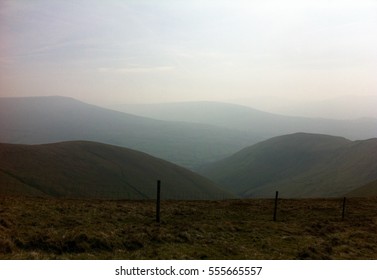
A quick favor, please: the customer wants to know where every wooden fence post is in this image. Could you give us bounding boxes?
[156,180,161,223]
[273,191,279,221]
[342,197,346,220]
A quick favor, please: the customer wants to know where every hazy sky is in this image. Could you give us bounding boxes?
[1,0,376,112]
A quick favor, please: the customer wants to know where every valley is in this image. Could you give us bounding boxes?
[1,96,377,261]
[0,97,254,169]
[2,0,377,265]
[1,96,377,199]
[2,97,377,171]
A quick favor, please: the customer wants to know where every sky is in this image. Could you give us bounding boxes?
[0,0,376,116]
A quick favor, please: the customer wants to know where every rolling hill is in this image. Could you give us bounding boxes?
[0,141,234,199]
[0,96,255,169]
[346,179,377,197]
[199,133,377,198]
[112,101,377,140]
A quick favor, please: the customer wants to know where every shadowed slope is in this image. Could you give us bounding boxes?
[347,180,377,197]
[0,141,234,199]
[200,133,377,198]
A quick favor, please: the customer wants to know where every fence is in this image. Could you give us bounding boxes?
[151,181,376,224]
[2,180,376,225]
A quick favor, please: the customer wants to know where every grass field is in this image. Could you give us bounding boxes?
[1,196,376,259]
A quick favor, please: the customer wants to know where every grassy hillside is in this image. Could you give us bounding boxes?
[347,179,377,197]
[0,96,254,168]
[200,133,377,198]
[112,101,377,140]
[0,141,233,200]
[1,196,376,259]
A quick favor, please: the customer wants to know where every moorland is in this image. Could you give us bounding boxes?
[1,196,376,260]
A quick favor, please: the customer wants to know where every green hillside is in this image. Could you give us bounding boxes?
[0,141,234,200]
[200,133,377,198]
[346,180,377,197]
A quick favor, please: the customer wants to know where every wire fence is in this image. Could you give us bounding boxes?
[2,180,377,225]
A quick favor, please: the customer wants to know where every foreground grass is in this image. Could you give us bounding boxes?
[1,196,377,259]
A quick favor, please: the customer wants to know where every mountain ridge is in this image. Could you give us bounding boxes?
[0,96,255,169]
[112,101,377,140]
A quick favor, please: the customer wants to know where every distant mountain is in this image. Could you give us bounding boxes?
[0,96,254,168]
[272,95,377,120]
[199,133,377,198]
[0,141,234,199]
[112,101,377,140]
[346,180,377,197]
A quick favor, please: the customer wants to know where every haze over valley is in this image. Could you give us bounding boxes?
[1,96,377,199]
[2,1,377,262]
[112,101,377,141]
[1,0,377,199]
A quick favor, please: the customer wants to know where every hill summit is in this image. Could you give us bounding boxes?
[200,133,377,198]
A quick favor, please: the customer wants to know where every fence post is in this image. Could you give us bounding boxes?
[156,180,161,223]
[342,197,346,220]
[273,191,279,221]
